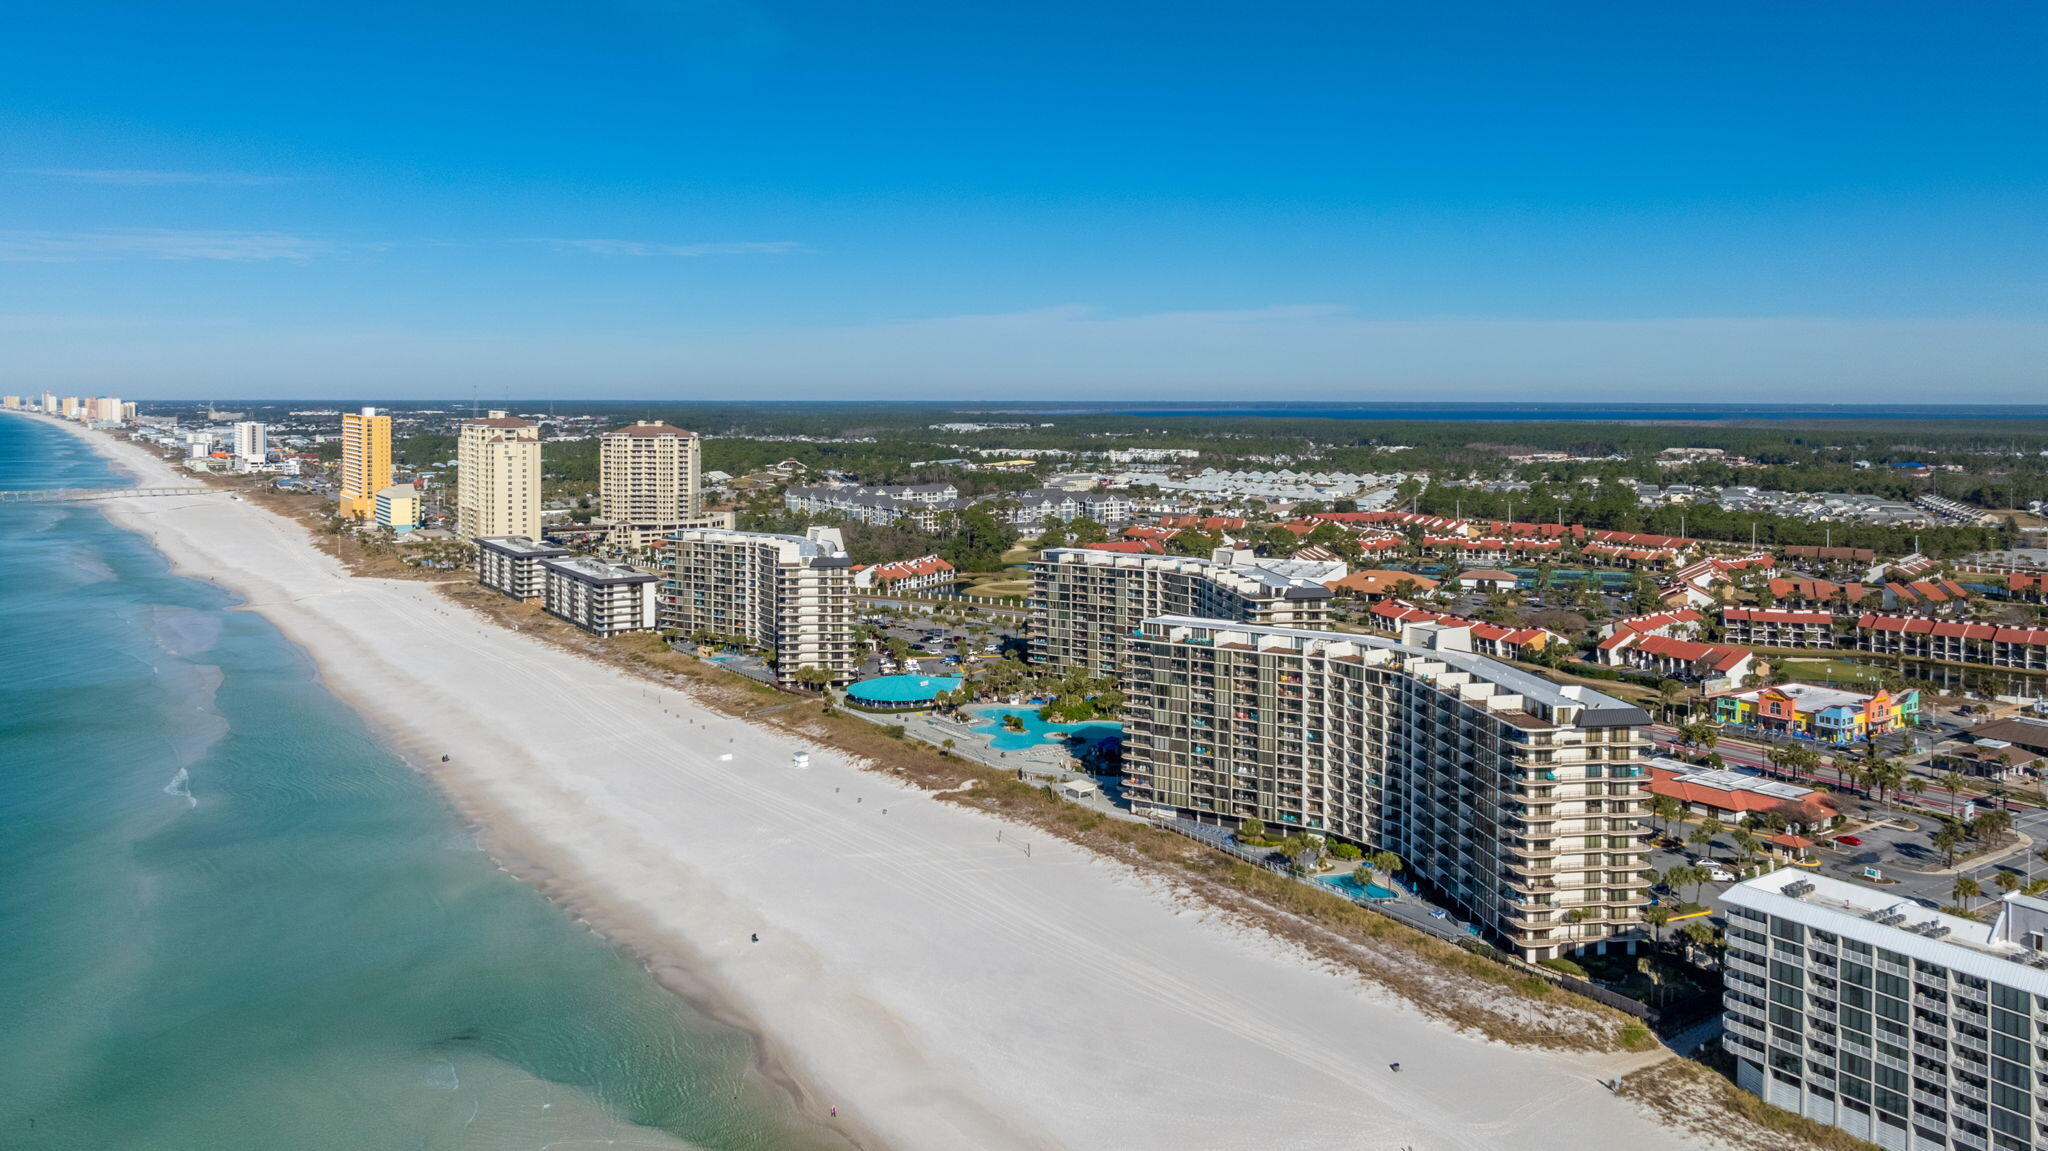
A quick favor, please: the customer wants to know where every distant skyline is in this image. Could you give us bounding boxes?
[3,1,2045,399]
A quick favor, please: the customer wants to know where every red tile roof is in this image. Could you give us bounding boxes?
[866,553,954,581]
[1722,607,1834,625]
[1080,539,1165,554]
[1855,613,2048,646]
[1612,608,1703,636]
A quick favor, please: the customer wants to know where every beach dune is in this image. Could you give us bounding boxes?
[38,414,1701,1151]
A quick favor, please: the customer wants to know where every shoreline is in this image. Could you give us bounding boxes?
[15,410,1705,1151]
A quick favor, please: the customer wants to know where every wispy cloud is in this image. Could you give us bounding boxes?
[0,229,344,262]
[529,238,806,257]
[12,167,291,187]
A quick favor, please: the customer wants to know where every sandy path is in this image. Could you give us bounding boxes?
[23,413,1699,1151]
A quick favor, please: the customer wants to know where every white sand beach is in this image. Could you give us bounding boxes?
[32,413,1705,1151]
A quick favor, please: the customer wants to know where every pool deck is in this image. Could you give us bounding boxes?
[836,699,1138,823]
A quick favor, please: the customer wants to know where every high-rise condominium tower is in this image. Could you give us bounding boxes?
[339,407,392,519]
[599,422,703,549]
[456,410,542,541]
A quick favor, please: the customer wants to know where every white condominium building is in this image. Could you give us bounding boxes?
[540,556,658,637]
[1031,547,1344,676]
[457,411,542,541]
[1723,869,2048,1151]
[476,536,571,603]
[660,526,857,686]
[232,421,267,470]
[600,422,708,549]
[1121,617,1653,961]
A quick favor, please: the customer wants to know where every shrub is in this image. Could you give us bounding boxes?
[1331,843,1362,861]
[1538,956,1589,978]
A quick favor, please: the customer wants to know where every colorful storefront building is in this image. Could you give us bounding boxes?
[1713,683,1919,745]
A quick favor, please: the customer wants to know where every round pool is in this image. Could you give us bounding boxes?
[846,674,965,705]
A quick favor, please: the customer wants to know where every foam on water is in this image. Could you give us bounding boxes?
[161,767,196,809]
[0,414,846,1151]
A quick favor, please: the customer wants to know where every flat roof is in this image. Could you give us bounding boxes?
[540,555,654,584]
[1140,614,1648,724]
[1043,547,1339,600]
[477,535,570,558]
[1727,868,2048,994]
[1723,682,1880,712]
[672,526,852,563]
[1647,757,1813,800]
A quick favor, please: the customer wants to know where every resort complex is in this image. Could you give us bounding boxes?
[1121,616,1653,961]
[1030,546,1343,675]
[659,526,859,686]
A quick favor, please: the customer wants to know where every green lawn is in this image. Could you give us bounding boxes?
[1777,658,1888,688]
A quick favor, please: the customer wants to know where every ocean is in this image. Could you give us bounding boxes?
[0,416,837,1150]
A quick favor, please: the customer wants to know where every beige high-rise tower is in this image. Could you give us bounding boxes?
[457,411,542,541]
[599,422,703,549]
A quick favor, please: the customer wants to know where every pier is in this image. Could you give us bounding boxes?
[0,486,222,504]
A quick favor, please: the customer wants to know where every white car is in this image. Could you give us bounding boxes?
[1706,867,1737,883]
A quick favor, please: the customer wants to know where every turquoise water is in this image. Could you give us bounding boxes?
[846,674,962,703]
[1316,875,1398,901]
[967,706,1122,756]
[0,416,842,1150]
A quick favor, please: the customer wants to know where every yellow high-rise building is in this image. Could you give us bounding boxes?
[457,411,542,540]
[339,406,393,519]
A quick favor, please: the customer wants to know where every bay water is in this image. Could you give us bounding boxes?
[0,415,840,1151]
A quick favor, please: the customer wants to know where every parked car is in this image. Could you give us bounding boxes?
[1705,867,1737,882]
[1835,835,1864,847]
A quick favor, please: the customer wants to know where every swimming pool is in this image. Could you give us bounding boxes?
[968,706,1123,757]
[846,674,965,705]
[1317,874,1398,901]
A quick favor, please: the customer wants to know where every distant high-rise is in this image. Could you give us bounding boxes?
[456,410,541,541]
[232,421,268,470]
[339,407,392,518]
[600,422,703,549]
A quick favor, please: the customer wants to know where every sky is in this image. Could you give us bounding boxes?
[2,0,2045,401]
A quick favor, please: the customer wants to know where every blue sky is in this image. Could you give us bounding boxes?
[3,1,2044,399]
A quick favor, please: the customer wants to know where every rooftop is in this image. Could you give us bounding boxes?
[477,535,570,558]
[1722,681,1882,712]
[602,422,697,437]
[541,555,654,583]
[1141,614,1647,726]
[1727,868,2048,993]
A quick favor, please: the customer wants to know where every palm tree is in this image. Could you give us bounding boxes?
[1904,776,1928,807]
[1645,905,1673,947]
[1940,771,1969,816]
[1995,870,2023,898]
[1648,795,1684,840]
[1933,821,1966,868]
[1690,817,1724,858]
[1953,874,1983,912]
